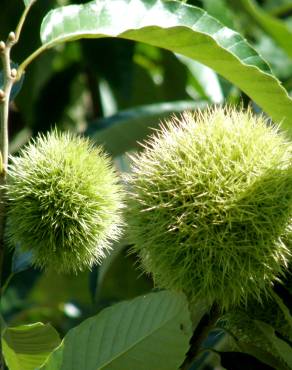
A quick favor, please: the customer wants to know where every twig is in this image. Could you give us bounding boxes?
[14,1,37,43]
[0,31,16,370]
[0,3,37,368]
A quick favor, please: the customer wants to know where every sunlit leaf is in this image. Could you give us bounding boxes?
[58,291,192,370]
[39,345,64,370]
[176,56,224,103]
[2,323,61,370]
[40,0,292,135]
[202,0,235,28]
[23,0,37,7]
[240,0,292,59]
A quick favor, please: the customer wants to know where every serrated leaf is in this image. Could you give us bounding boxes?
[2,322,61,370]
[240,0,292,59]
[40,0,292,135]
[86,100,206,156]
[59,291,192,370]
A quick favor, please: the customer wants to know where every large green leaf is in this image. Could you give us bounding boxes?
[240,0,292,59]
[2,322,61,370]
[87,100,205,156]
[39,0,292,135]
[57,291,191,370]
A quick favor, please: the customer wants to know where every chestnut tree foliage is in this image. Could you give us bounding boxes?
[0,0,292,369]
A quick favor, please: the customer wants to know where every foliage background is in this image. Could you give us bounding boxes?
[0,0,292,369]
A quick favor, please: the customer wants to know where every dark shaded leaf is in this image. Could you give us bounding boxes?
[87,100,206,156]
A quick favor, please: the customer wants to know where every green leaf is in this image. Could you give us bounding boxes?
[217,311,292,370]
[269,3,292,18]
[59,291,192,370]
[23,0,36,7]
[96,244,152,303]
[86,100,206,157]
[272,292,292,335]
[237,342,289,370]
[240,0,292,59]
[219,329,289,370]
[176,56,224,103]
[255,320,292,369]
[39,345,64,370]
[255,36,292,80]
[202,0,236,28]
[2,322,61,370]
[40,0,292,135]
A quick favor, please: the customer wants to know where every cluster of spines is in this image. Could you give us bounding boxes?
[127,107,292,310]
[6,131,124,273]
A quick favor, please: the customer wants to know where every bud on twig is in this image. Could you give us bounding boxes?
[0,42,5,52]
[7,32,16,44]
[10,69,17,79]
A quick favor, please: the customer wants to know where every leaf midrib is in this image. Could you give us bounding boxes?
[98,301,184,369]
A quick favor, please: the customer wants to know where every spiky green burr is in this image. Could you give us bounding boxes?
[5,131,124,273]
[127,108,292,310]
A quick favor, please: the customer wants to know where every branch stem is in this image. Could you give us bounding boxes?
[1,37,15,170]
[0,37,15,370]
[0,3,37,368]
[15,1,37,43]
